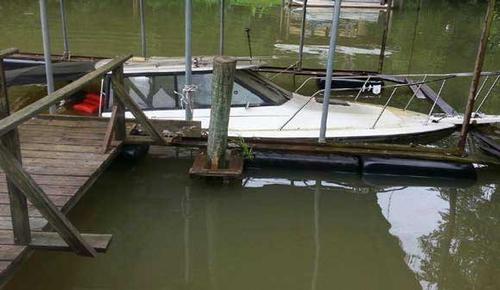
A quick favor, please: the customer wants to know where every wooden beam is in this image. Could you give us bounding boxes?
[0,142,96,257]
[0,48,18,59]
[125,78,153,107]
[111,80,167,145]
[0,57,31,245]
[0,55,132,137]
[101,105,119,154]
[111,67,127,141]
[30,232,112,253]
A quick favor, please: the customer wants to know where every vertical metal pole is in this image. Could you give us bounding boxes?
[184,0,193,121]
[245,28,253,60]
[59,0,70,60]
[297,0,308,71]
[40,0,56,114]
[140,0,147,58]
[219,0,225,55]
[458,0,496,155]
[318,0,342,143]
[378,0,393,74]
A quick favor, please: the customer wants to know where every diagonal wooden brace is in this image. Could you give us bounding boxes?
[101,105,119,154]
[111,79,167,145]
[0,142,97,257]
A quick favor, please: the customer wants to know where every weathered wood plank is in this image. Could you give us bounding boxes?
[19,135,104,146]
[0,174,87,187]
[18,124,107,134]
[20,150,108,161]
[0,194,71,207]
[149,119,202,138]
[0,55,131,137]
[0,217,46,231]
[0,230,17,244]
[30,232,112,253]
[111,67,127,142]
[20,166,94,177]
[26,118,110,128]
[19,129,106,140]
[0,185,78,197]
[0,204,42,218]
[21,157,103,169]
[20,143,102,154]
[0,143,97,256]
[0,48,18,59]
[0,245,26,261]
[102,105,119,154]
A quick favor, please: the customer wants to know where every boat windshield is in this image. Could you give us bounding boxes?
[104,70,289,111]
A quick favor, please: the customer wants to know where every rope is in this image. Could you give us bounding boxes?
[180,84,198,109]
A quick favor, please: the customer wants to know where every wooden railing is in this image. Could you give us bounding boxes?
[0,48,167,256]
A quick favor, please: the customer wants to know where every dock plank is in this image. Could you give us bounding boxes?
[0,115,122,285]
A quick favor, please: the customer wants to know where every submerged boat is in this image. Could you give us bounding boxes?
[95,57,500,142]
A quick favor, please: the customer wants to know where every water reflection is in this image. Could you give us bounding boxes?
[5,154,499,290]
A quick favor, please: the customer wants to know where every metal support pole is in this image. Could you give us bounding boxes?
[140,0,147,58]
[245,28,253,60]
[318,0,342,143]
[458,0,496,155]
[184,0,193,121]
[59,0,70,60]
[40,0,56,114]
[219,0,225,55]
[378,1,393,74]
[297,0,308,71]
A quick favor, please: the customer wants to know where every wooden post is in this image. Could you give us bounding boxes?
[0,48,31,245]
[458,0,496,155]
[111,66,127,142]
[101,105,119,153]
[207,56,236,169]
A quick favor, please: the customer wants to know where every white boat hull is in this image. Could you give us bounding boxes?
[110,94,462,141]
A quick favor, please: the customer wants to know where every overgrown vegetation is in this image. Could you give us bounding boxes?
[236,137,254,160]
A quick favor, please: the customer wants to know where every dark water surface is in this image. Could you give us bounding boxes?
[5,152,500,290]
[1,0,500,289]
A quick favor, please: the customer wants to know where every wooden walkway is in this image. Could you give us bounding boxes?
[0,115,121,283]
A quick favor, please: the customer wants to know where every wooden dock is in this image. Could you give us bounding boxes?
[0,115,121,283]
[0,49,152,286]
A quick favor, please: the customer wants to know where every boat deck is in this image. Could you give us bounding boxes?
[290,0,389,9]
[0,115,121,285]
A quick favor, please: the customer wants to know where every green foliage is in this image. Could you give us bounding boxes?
[237,137,254,160]
[418,187,500,289]
[490,10,500,51]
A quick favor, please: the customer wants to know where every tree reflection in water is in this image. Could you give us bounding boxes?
[418,184,500,290]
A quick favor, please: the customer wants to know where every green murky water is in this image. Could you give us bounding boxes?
[1,0,500,289]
